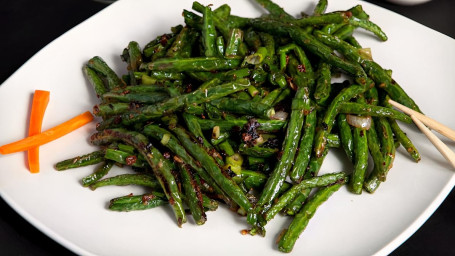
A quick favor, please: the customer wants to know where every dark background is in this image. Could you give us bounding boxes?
[1,0,454,255]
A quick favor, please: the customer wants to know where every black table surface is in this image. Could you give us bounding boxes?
[1,0,454,255]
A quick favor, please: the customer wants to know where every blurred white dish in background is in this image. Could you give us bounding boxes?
[386,0,431,5]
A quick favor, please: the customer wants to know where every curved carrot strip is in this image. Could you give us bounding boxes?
[28,90,50,173]
[0,111,94,155]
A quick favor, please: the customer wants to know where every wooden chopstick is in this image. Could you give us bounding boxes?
[410,115,455,169]
[388,99,455,141]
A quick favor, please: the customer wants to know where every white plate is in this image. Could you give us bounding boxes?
[1,0,454,255]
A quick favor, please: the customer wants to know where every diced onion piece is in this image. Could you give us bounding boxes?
[160,133,171,145]
[346,114,372,130]
[358,47,372,60]
[212,126,221,139]
[224,153,244,175]
[271,110,288,121]
[254,134,265,145]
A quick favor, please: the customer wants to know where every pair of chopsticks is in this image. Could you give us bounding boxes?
[388,99,455,169]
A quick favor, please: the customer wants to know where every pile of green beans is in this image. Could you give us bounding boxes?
[56,0,422,252]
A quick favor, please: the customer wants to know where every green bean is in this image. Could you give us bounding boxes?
[143,124,236,208]
[313,0,328,16]
[55,150,105,171]
[184,104,205,115]
[364,166,382,193]
[178,162,207,225]
[183,112,225,166]
[350,127,368,194]
[218,140,235,157]
[293,12,350,27]
[208,98,275,119]
[109,192,167,212]
[121,41,143,85]
[247,85,261,98]
[82,161,115,187]
[150,38,178,61]
[389,119,421,162]
[383,95,421,162]
[104,148,147,168]
[273,88,292,106]
[213,4,231,20]
[337,114,354,162]
[264,172,347,222]
[87,56,125,90]
[211,130,229,146]
[377,117,396,181]
[284,148,328,215]
[247,156,265,166]
[251,68,268,86]
[117,144,135,154]
[143,31,178,58]
[201,195,219,211]
[244,47,268,65]
[277,44,314,81]
[326,133,340,148]
[219,68,252,81]
[166,27,198,58]
[363,118,385,193]
[254,0,293,19]
[320,23,345,34]
[277,180,346,252]
[182,9,203,30]
[290,107,316,182]
[345,35,362,49]
[89,173,161,190]
[349,16,388,41]
[182,113,213,150]
[364,117,395,193]
[201,4,218,57]
[255,85,308,215]
[338,102,412,123]
[313,84,366,157]
[171,126,255,224]
[101,91,169,104]
[313,61,332,106]
[249,19,369,84]
[120,79,249,125]
[332,24,355,40]
[93,102,141,117]
[109,192,218,212]
[83,65,107,97]
[90,129,186,227]
[225,28,244,57]
[196,118,287,133]
[349,4,369,20]
[238,144,278,158]
[216,36,225,56]
[260,88,282,106]
[313,30,421,112]
[147,56,242,72]
[244,28,262,51]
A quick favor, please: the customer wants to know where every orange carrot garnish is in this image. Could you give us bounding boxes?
[0,111,94,155]
[27,90,50,173]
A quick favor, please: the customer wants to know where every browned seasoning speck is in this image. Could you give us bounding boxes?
[173,155,184,164]
[297,64,306,72]
[160,34,168,46]
[142,194,156,204]
[240,230,249,235]
[125,155,137,166]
